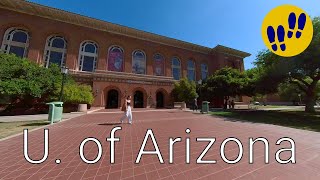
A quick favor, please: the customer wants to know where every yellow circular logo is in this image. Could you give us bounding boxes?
[262,4,313,57]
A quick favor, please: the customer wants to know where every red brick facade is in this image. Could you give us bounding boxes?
[0,0,250,108]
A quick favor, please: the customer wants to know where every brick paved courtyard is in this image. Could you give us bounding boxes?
[0,109,320,180]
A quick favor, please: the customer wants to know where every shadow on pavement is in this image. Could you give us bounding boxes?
[97,123,122,126]
[21,122,50,126]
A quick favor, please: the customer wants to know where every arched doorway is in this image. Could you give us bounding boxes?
[106,89,119,109]
[134,91,144,108]
[156,92,164,108]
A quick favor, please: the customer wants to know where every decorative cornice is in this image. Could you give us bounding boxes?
[70,70,175,84]
[0,0,250,58]
[212,45,251,58]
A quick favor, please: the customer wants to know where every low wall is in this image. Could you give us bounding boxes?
[265,101,296,105]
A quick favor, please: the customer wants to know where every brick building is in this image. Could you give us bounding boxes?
[0,0,250,108]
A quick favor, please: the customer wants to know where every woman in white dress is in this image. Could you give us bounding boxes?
[120,95,133,124]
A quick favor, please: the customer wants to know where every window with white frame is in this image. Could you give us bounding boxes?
[132,50,146,74]
[1,28,29,58]
[187,59,195,81]
[172,57,181,80]
[201,63,208,80]
[78,41,98,72]
[43,36,67,68]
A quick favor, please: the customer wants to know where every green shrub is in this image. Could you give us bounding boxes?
[63,83,94,105]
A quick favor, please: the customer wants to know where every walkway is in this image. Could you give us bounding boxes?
[0,108,103,122]
[0,110,319,179]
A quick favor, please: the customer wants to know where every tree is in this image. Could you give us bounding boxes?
[0,53,94,113]
[278,81,320,104]
[0,53,60,107]
[204,67,249,109]
[172,78,197,103]
[254,17,320,112]
[278,82,304,103]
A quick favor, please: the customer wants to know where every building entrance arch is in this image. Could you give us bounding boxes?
[156,92,164,108]
[134,90,144,108]
[106,89,119,109]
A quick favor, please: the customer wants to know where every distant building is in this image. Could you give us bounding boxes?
[0,0,250,108]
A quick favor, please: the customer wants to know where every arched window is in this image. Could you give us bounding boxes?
[1,28,29,58]
[132,50,146,74]
[78,41,98,72]
[107,46,124,72]
[187,59,195,81]
[43,36,67,68]
[154,53,165,76]
[172,57,181,80]
[201,63,208,80]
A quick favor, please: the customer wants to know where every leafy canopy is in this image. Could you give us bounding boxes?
[204,67,255,98]
[0,53,94,107]
[173,78,198,102]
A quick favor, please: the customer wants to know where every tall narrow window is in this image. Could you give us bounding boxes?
[1,28,29,58]
[172,57,181,80]
[78,41,98,72]
[187,59,195,81]
[44,36,67,68]
[107,46,124,72]
[132,50,146,74]
[154,53,165,76]
[201,63,208,80]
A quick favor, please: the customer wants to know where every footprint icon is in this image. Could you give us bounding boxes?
[287,12,306,39]
[296,13,306,38]
[267,26,277,51]
[288,12,296,38]
[277,25,286,51]
[262,5,313,57]
[267,25,286,51]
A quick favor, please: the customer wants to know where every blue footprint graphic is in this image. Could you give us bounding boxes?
[277,25,286,51]
[288,12,296,38]
[267,12,306,52]
[267,26,277,51]
[296,13,306,38]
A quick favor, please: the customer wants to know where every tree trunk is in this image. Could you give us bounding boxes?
[305,96,316,113]
[305,88,316,113]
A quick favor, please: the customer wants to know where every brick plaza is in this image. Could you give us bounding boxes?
[1,110,320,180]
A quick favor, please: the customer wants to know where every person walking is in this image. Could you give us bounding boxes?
[193,98,198,111]
[231,100,235,109]
[120,95,133,124]
[228,100,231,109]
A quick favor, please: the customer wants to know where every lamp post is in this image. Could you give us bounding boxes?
[197,79,202,100]
[59,66,69,102]
[298,94,302,105]
[94,89,99,97]
[288,72,292,79]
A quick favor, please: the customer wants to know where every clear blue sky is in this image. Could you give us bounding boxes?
[28,0,320,69]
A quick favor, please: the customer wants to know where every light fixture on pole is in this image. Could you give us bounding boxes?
[59,66,69,102]
[298,94,301,105]
[95,89,99,96]
[198,79,202,99]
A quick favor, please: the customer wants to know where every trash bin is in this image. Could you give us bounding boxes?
[46,102,63,124]
[202,101,210,113]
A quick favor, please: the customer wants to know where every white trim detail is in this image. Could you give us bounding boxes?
[43,35,67,68]
[78,41,98,72]
[1,27,29,58]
